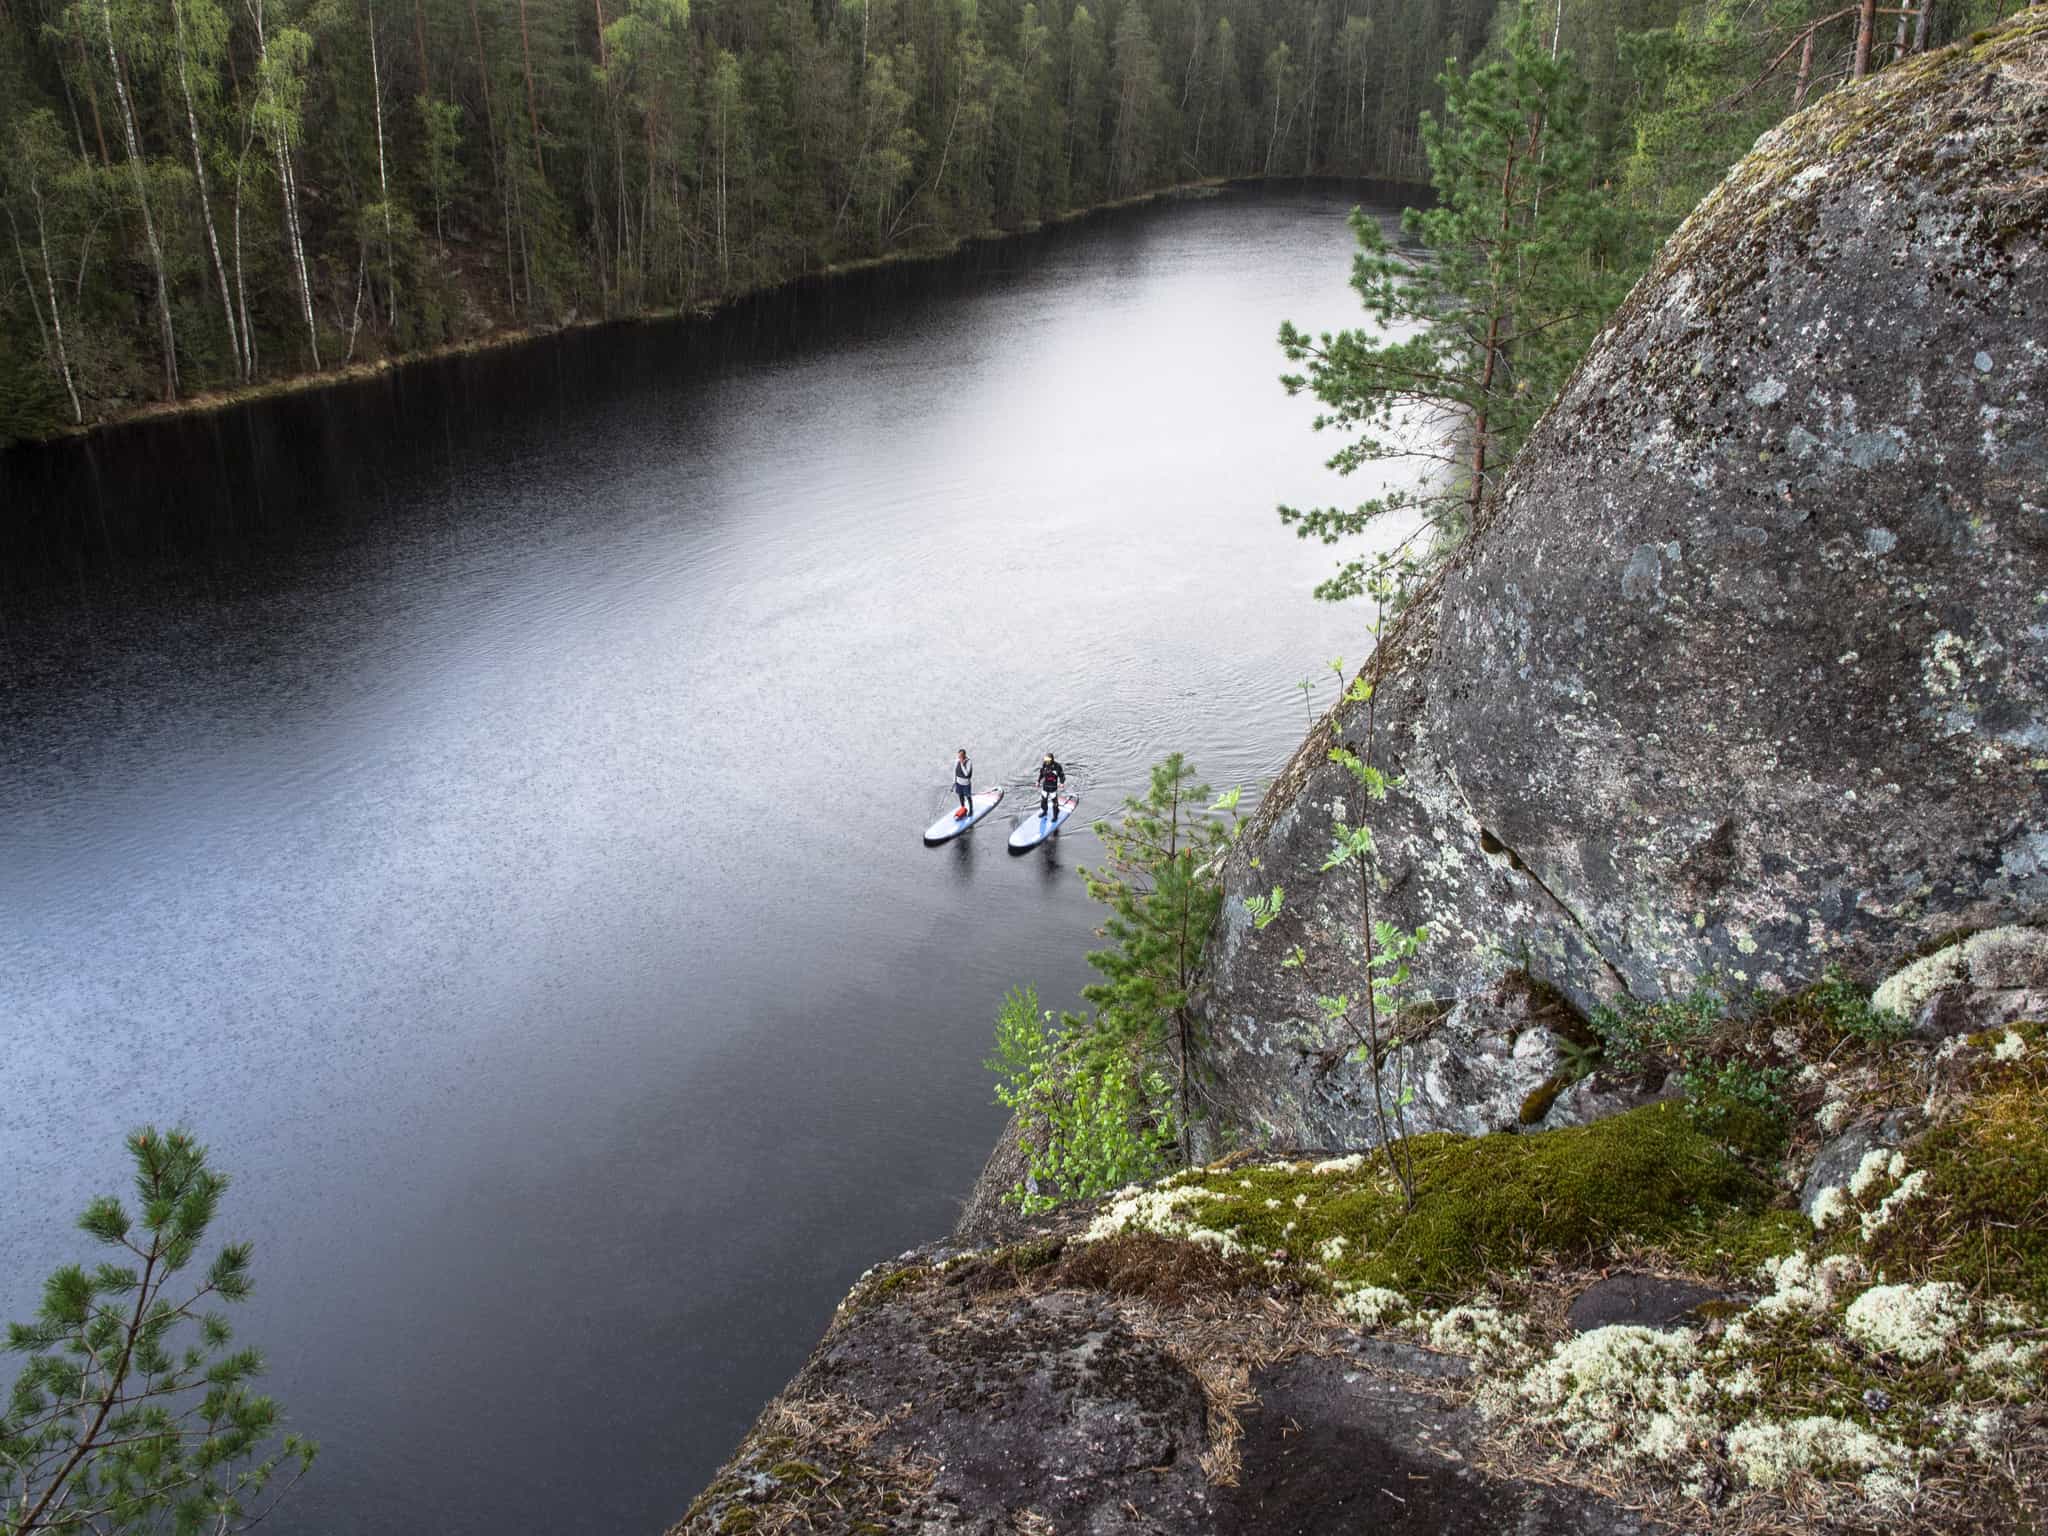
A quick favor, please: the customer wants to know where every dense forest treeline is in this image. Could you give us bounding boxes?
[0,0,2016,440]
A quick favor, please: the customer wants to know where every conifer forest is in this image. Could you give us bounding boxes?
[0,0,2012,439]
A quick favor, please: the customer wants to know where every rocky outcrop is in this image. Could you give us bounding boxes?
[671,1221,1654,1536]
[1199,15,2048,1150]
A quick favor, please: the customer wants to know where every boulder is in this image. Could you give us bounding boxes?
[1870,925,2048,1038]
[1200,16,2048,1150]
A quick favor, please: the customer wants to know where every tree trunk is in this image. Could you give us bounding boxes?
[247,0,321,368]
[72,19,111,165]
[466,0,517,312]
[9,194,84,422]
[100,0,178,400]
[1793,29,1815,109]
[170,0,244,379]
[1853,0,1876,78]
[232,138,256,374]
[368,0,397,328]
[517,0,543,176]
[1913,0,1930,52]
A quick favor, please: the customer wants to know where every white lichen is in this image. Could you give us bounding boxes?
[1725,1414,1909,1490]
[1810,1185,1849,1229]
[1848,1148,1906,1200]
[1859,1169,1928,1240]
[1335,1285,1409,1328]
[1842,1281,1969,1362]
[1429,1304,1531,1367]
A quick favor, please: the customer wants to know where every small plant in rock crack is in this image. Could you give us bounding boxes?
[1243,887,1285,930]
[1309,604,1428,1210]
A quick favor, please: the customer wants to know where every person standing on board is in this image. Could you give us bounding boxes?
[953,748,975,819]
[1036,752,1067,820]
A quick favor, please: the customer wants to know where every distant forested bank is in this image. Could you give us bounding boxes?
[0,0,2016,442]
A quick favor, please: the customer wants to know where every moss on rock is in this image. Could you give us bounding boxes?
[1090,1101,1770,1300]
[1862,1025,2048,1309]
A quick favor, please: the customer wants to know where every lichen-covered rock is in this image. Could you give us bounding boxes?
[1201,15,2048,1151]
[1871,924,2048,1037]
[1800,1111,1918,1223]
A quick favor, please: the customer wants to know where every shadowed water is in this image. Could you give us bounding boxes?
[0,184,1420,1534]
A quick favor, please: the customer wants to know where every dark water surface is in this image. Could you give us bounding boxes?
[0,185,1419,1534]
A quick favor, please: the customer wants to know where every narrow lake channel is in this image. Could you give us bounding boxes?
[0,184,1420,1534]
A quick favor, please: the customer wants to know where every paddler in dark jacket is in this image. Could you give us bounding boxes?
[953,748,974,819]
[1036,753,1067,820]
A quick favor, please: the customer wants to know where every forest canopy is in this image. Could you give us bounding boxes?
[0,0,2014,440]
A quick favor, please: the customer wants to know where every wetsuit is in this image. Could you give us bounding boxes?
[1037,758,1066,819]
[954,755,974,812]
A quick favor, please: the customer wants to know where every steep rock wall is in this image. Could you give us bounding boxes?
[1200,17,2048,1149]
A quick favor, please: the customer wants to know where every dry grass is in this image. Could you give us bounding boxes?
[667,1394,937,1536]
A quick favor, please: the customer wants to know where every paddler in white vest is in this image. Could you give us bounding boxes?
[953,749,974,819]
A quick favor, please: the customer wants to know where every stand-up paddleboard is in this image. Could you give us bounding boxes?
[924,788,1005,845]
[1009,793,1080,853]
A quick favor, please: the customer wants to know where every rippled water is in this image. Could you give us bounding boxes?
[0,184,1420,1534]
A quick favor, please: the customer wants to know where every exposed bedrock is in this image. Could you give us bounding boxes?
[1200,17,2048,1150]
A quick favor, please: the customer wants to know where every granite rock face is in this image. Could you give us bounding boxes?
[672,1232,1651,1536]
[1199,17,2048,1151]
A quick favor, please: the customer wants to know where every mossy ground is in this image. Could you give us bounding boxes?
[1858,1022,2048,1310]
[1097,1101,1771,1301]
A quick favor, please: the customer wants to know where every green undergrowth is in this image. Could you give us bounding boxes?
[1091,1101,1772,1301]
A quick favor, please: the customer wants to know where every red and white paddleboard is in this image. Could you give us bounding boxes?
[923,787,1004,845]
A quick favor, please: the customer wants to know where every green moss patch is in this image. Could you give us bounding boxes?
[1863,1032,2048,1310]
[1095,1102,1770,1301]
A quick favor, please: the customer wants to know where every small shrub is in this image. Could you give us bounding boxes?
[1683,1058,1793,1158]
[986,985,1178,1213]
[1589,986,1722,1076]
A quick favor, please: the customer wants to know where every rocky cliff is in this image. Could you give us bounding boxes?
[1198,14,2048,1150]
[673,18,2048,1535]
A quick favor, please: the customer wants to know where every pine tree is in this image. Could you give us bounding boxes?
[1275,0,1628,602]
[1077,753,1236,1159]
[0,1130,315,1536]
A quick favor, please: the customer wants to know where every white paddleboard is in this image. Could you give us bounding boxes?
[1008,793,1079,852]
[924,787,1004,845]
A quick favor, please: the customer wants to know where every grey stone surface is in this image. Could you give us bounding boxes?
[1216,1356,1647,1535]
[1799,1111,1918,1221]
[1198,20,2048,1151]
[1566,1273,1735,1335]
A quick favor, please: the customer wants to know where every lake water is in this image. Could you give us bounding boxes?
[0,184,1418,1534]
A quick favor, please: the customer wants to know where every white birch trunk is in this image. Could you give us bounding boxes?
[170,0,244,379]
[248,0,321,368]
[8,196,84,422]
[368,0,396,326]
[100,0,179,399]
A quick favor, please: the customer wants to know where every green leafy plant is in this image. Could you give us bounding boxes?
[1,1130,315,1536]
[1681,1058,1793,1158]
[1587,985,1724,1077]
[986,985,1179,1213]
[1307,614,1427,1208]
